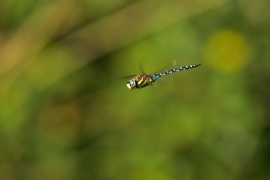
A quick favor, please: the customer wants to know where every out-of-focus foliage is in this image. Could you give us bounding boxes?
[0,0,270,179]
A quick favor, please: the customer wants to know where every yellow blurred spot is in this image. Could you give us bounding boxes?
[203,30,248,72]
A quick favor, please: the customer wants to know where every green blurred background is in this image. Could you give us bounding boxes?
[1,0,270,179]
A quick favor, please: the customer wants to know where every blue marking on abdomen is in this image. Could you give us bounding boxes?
[151,74,160,80]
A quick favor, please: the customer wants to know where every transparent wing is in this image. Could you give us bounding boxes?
[153,60,178,74]
[114,62,145,80]
[112,75,137,80]
[151,60,179,87]
[139,62,146,75]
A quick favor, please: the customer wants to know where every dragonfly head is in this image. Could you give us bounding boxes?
[126,79,136,90]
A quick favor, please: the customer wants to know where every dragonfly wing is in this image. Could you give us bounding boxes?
[151,60,178,87]
[112,75,137,80]
[139,62,146,75]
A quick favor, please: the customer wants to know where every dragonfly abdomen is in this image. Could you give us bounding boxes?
[152,64,201,80]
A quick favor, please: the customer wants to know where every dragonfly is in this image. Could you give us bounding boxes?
[126,63,201,90]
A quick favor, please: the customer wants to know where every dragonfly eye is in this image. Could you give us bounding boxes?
[126,79,136,90]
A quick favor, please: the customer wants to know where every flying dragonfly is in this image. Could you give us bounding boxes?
[126,63,201,90]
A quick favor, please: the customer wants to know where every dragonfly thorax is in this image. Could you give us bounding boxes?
[126,75,154,90]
